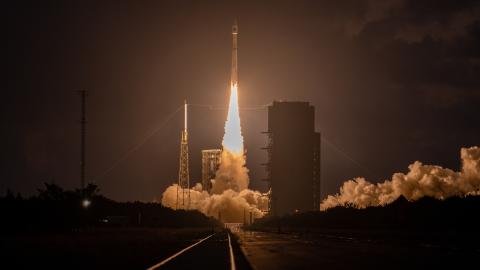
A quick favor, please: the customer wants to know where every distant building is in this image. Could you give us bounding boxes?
[202,149,222,193]
[263,101,321,215]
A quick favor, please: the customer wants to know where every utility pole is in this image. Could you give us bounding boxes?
[79,90,87,192]
[78,90,91,209]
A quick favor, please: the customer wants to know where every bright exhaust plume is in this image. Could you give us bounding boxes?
[222,83,244,154]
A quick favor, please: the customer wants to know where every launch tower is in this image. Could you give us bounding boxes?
[263,101,321,215]
[176,101,190,209]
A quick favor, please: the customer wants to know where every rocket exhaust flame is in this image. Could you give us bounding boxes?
[222,83,244,155]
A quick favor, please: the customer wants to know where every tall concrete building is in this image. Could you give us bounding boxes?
[263,101,321,215]
[201,149,221,193]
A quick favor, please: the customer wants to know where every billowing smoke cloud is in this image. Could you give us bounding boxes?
[211,150,249,194]
[321,146,480,210]
[161,151,269,222]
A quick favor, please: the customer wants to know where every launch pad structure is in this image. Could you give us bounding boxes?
[201,149,221,193]
[176,100,190,209]
[262,101,321,215]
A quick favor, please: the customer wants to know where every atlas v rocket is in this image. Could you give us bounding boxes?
[231,20,238,86]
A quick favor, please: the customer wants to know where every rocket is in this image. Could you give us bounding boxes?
[231,19,238,86]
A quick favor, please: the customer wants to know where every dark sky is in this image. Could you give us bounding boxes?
[4,0,480,201]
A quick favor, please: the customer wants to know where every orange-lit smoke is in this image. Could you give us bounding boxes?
[321,146,480,210]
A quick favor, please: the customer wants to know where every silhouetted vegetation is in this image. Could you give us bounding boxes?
[0,183,218,233]
[251,195,480,232]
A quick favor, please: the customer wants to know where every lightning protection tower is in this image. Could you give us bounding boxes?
[176,100,190,209]
[78,90,87,193]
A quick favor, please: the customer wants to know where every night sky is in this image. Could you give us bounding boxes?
[4,0,480,201]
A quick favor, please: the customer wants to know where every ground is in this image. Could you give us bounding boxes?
[2,228,214,269]
[236,229,480,270]
[3,226,478,269]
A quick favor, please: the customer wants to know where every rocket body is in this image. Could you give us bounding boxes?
[231,21,238,86]
[222,19,244,154]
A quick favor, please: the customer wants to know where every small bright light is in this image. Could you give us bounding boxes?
[82,199,91,208]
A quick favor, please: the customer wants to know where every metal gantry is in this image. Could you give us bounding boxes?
[176,100,190,209]
[260,131,273,214]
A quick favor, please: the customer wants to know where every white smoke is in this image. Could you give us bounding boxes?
[321,146,480,210]
[161,150,269,222]
[211,150,249,194]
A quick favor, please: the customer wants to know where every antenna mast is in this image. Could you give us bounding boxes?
[79,90,87,192]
